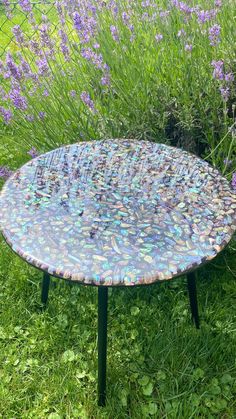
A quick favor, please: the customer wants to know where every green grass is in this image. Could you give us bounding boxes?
[0,235,236,418]
[0,1,236,417]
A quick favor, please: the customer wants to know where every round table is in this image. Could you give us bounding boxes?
[0,139,236,405]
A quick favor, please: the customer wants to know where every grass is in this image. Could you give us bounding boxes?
[0,234,236,418]
[0,1,236,417]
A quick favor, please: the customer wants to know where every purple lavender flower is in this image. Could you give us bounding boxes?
[29,40,41,56]
[5,53,22,80]
[110,25,119,42]
[40,24,55,54]
[36,58,50,77]
[155,34,163,42]
[58,29,70,61]
[26,114,34,122]
[12,25,25,45]
[73,12,83,32]
[223,158,232,167]
[81,48,104,70]
[122,12,130,25]
[27,147,39,158]
[39,111,46,119]
[9,87,28,110]
[185,44,193,52]
[101,73,110,86]
[43,89,49,97]
[0,106,13,124]
[209,24,221,46]
[219,87,230,101]
[70,90,76,97]
[215,0,222,8]
[18,55,33,79]
[177,29,186,37]
[2,0,12,18]
[225,73,234,83]
[196,10,216,24]
[80,91,96,113]
[232,173,236,190]
[19,0,32,13]
[0,165,13,179]
[211,60,224,80]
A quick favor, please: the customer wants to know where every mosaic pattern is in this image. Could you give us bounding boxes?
[0,139,236,286]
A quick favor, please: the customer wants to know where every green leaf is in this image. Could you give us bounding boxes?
[138,375,150,386]
[130,306,140,316]
[220,374,233,385]
[61,350,76,363]
[192,368,204,381]
[142,382,153,396]
[147,402,158,415]
[76,370,86,379]
[48,414,62,419]
[156,370,166,380]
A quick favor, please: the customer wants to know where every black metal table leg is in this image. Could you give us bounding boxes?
[187,272,200,329]
[98,286,108,406]
[41,272,50,307]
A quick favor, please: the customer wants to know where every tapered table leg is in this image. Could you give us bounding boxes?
[41,272,50,307]
[187,272,200,329]
[98,286,108,406]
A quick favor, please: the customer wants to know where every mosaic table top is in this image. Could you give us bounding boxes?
[0,139,236,286]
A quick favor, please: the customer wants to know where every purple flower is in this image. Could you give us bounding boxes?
[29,40,41,56]
[36,58,50,77]
[39,111,46,119]
[70,90,76,97]
[177,29,186,37]
[80,91,96,113]
[0,106,13,124]
[0,165,13,179]
[232,173,236,190]
[155,34,163,42]
[110,25,119,42]
[215,0,222,8]
[209,24,221,46]
[211,60,224,80]
[5,53,22,80]
[223,158,232,167]
[122,12,130,25]
[27,147,39,158]
[18,55,33,79]
[19,0,32,13]
[43,89,49,97]
[101,73,110,86]
[58,29,70,61]
[225,73,234,83]
[2,0,12,18]
[12,25,25,45]
[185,44,193,52]
[81,48,104,70]
[40,24,55,54]
[73,12,83,32]
[219,87,230,101]
[196,10,216,24]
[8,84,28,111]
[26,114,34,122]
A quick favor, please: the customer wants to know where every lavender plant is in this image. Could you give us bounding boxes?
[0,0,235,185]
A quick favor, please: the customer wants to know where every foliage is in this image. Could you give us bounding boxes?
[0,0,235,180]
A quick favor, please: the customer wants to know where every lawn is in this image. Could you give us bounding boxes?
[0,0,236,417]
[0,235,236,418]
